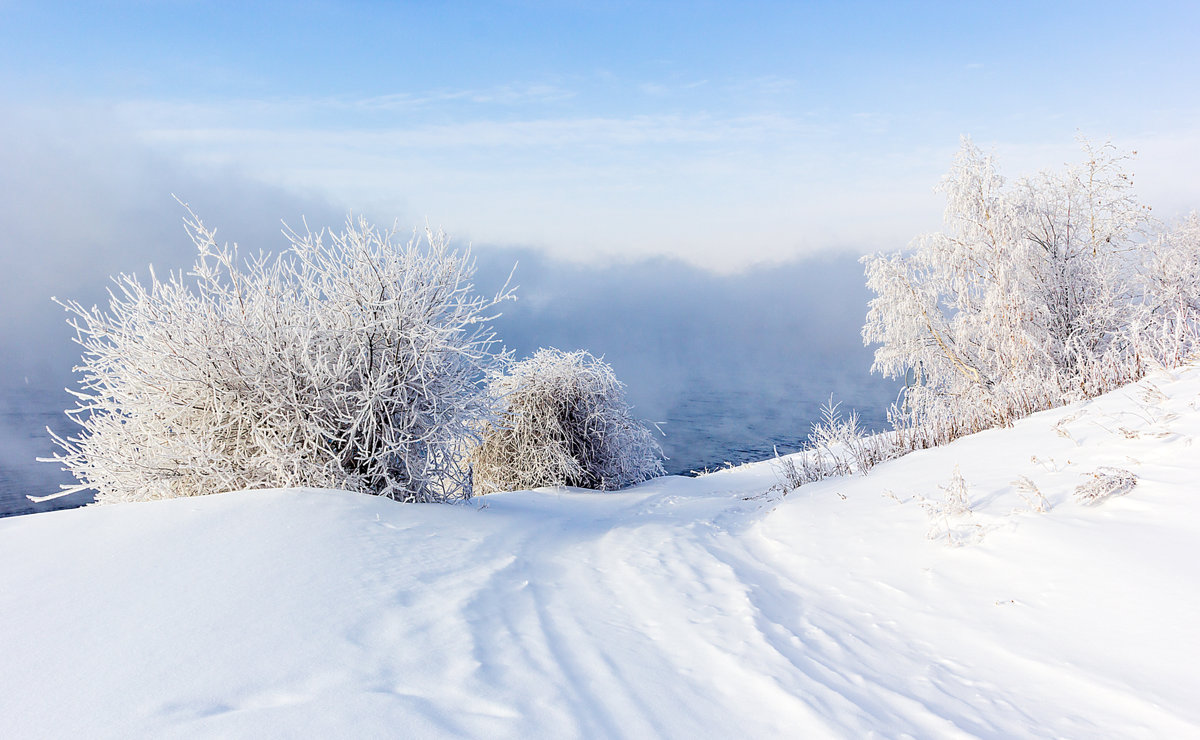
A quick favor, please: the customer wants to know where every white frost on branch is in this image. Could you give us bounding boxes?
[41,206,514,505]
[1140,212,1200,367]
[862,137,1198,442]
[471,348,665,493]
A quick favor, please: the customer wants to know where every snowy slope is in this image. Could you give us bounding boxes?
[3,365,1200,738]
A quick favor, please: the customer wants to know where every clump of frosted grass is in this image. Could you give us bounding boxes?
[1073,467,1138,505]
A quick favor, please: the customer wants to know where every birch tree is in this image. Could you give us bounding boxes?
[863,138,1152,437]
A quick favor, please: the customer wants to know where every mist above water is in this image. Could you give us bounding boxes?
[0,111,897,517]
[475,246,897,471]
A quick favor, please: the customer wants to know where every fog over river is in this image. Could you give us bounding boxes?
[0,114,895,517]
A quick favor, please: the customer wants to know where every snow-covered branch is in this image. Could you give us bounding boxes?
[863,137,1196,441]
[471,348,665,493]
[44,209,514,504]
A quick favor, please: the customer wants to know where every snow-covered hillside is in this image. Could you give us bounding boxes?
[3,365,1200,738]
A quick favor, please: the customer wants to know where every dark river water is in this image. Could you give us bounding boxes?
[1,388,86,517]
[0,368,894,518]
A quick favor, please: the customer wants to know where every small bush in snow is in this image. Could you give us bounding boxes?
[771,398,905,494]
[44,207,513,504]
[471,348,665,492]
[919,466,977,545]
[809,398,903,476]
[937,465,973,516]
[807,399,863,478]
[1073,467,1138,505]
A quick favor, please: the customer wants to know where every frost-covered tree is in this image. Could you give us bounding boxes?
[1140,212,1200,366]
[471,348,665,493]
[44,206,514,505]
[863,138,1152,436]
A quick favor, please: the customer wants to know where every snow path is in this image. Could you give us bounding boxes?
[3,366,1200,738]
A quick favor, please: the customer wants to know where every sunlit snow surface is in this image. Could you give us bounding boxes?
[3,366,1200,738]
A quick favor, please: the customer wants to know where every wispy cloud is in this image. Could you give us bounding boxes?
[637,82,669,96]
[94,94,954,268]
[137,112,821,150]
[740,76,799,96]
[73,82,1200,272]
[350,82,577,109]
[114,82,579,126]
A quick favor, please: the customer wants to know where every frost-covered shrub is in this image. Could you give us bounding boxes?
[44,206,513,505]
[918,466,978,545]
[1139,212,1200,367]
[807,398,903,476]
[769,398,908,495]
[1073,466,1137,505]
[774,398,903,492]
[471,348,665,492]
[863,138,1160,441]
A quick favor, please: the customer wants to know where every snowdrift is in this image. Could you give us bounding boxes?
[3,365,1200,738]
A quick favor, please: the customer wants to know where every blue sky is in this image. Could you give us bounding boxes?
[3,0,1200,268]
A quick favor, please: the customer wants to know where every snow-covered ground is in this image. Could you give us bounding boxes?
[3,365,1200,738]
